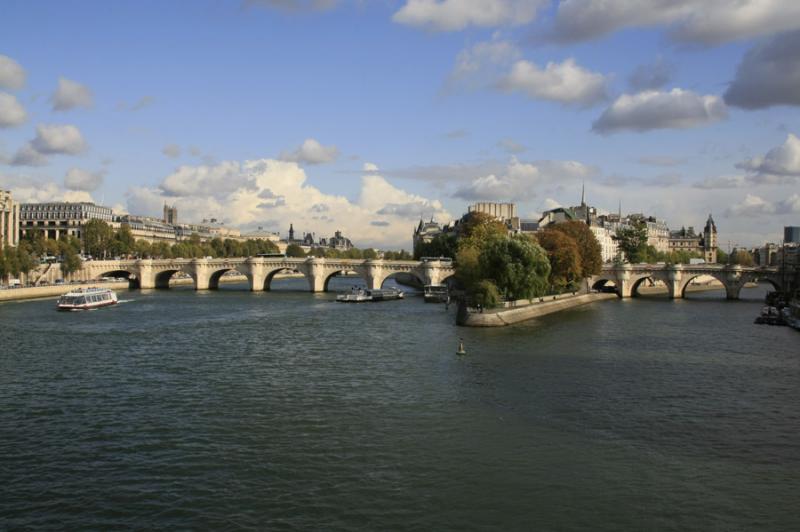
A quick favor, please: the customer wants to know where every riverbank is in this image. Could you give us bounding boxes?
[458,292,618,327]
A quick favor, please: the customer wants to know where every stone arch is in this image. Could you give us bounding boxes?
[629,275,658,297]
[591,277,619,296]
[679,273,727,299]
[322,269,369,292]
[154,269,196,289]
[380,270,425,288]
[751,275,782,293]
[263,267,308,291]
[97,269,140,289]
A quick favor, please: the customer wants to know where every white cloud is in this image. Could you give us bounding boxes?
[1,173,93,203]
[363,162,380,173]
[447,39,520,90]
[393,0,545,31]
[64,167,105,192]
[162,144,181,159]
[499,58,608,106]
[0,54,26,90]
[725,193,800,217]
[127,158,450,248]
[453,157,595,200]
[692,175,747,189]
[11,124,88,166]
[0,92,27,127]
[592,89,727,134]
[724,30,800,110]
[637,155,685,167]
[551,0,800,45]
[736,133,800,182]
[279,138,339,165]
[51,77,93,111]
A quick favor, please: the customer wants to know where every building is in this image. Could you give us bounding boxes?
[326,230,353,251]
[19,201,114,241]
[468,202,520,231]
[1,190,20,249]
[754,243,780,266]
[667,214,717,262]
[163,203,178,225]
[116,214,178,243]
[785,226,800,244]
[628,214,670,254]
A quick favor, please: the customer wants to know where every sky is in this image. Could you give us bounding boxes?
[1,0,800,250]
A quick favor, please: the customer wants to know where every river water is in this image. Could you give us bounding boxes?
[1,279,797,530]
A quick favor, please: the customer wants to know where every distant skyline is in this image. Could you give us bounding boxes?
[2,0,799,249]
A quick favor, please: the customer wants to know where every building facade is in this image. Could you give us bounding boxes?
[667,214,717,262]
[19,201,114,241]
[163,203,178,225]
[1,190,20,249]
[117,215,178,243]
[785,226,800,244]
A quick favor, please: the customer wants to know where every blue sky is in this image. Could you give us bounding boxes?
[2,0,799,248]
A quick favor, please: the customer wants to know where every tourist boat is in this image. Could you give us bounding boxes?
[336,287,371,303]
[367,287,404,301]
[784,296,800,331]
[423,284,449,303]
[336,287,404,302]
[57,287,118,311]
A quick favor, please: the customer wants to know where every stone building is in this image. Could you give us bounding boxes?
[19,201,114,241]
[1,190,20,249]
[667,214,717,263]
[163,203,178,225]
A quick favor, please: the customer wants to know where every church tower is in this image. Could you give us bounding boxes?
[703,214,717,263]
[288,223,295,242]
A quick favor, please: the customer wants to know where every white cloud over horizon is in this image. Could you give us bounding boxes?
[10,124,88,166]
[393,0,545,31]
[279,138,340,165]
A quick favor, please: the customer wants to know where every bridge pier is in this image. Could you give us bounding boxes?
[666,265,683,299]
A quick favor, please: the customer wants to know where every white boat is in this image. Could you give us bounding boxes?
[423,284,449,303]
[337,287,371,303]
[57,287,118,311]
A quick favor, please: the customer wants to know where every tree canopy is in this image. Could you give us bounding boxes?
[614,220,649,263]
[536,229,582,291]
[550,221,602,276]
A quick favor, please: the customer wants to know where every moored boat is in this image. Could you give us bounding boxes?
[57,287,118,311]
[336,287,371,302]
[423,284,449,303]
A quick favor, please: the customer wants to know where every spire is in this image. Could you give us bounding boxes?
[618,199,622,219]
[581,181,585,206]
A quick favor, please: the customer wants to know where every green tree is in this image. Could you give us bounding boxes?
[471,279,501,308]
[716,248,729,264]
[614,220,649,263]
[362,248,378,259]
[415,233,458,259]
[730,249,754,266]
[478,235,550,301]
[16,247,36,280]
[59,241,82,279]
[83,219,115,258]
[135,240,154,258]
[110,225,136,257]
[550,221,602,276]
[536,229,582,292]
[285,243,306,257]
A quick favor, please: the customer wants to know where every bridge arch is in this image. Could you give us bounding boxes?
[591,277,619,296]
[97,269,140,289]
[380,270,425,289]
[678,272,728,299]
[263,267,309,291]
[154,269,196,289]
[322,269,369,292]
[206,265,251,290]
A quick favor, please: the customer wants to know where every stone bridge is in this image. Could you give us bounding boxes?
[589,263,789,300]
[79,257,455,292]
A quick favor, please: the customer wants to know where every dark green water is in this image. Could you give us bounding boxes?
[1,279,798,530]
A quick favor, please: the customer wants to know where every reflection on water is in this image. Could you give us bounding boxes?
[0,282,797,530]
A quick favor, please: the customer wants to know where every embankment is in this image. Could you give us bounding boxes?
[458,292,618,327]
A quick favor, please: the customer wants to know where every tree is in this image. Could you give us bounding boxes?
[362,248,378,259]
[536,229,582,292]
[730,249,754,266]
[110,225,136,257]
[59,241,81,279]
[716,248,729,264]
[614,220,649,263]
[550,221,602,276]
[285,243,306,257]
[83,219,115,258]
[458,212,508,247]
[16,248,36,279]
[478,235,550,300]
[415,233,458,259]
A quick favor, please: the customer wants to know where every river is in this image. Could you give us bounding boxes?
[1,279,797,530]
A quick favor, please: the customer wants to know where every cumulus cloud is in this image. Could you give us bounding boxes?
[453,157,596,201]
[592,89,727,134]
[51,77,93,111]
[0,54,26,90]
[550,0,800,45]
[126,158,450,248]
[628,56,674,91]
[279,138,339,165]
[393,0,545,31]
[11,124,88,166]
[736,133,800,183]
[362,162,380,173]
[1,173,94,203]
[0,92,26,127]
[446,39,520,92]
[725,193,800,217]
[64,167,105,191]
[499,58,608,106]
[724,30,800,110]
[162,143,181,159]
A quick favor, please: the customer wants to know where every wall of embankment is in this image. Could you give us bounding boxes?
[458,292,618,327]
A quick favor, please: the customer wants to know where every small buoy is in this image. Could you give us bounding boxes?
[456,338,466,355]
